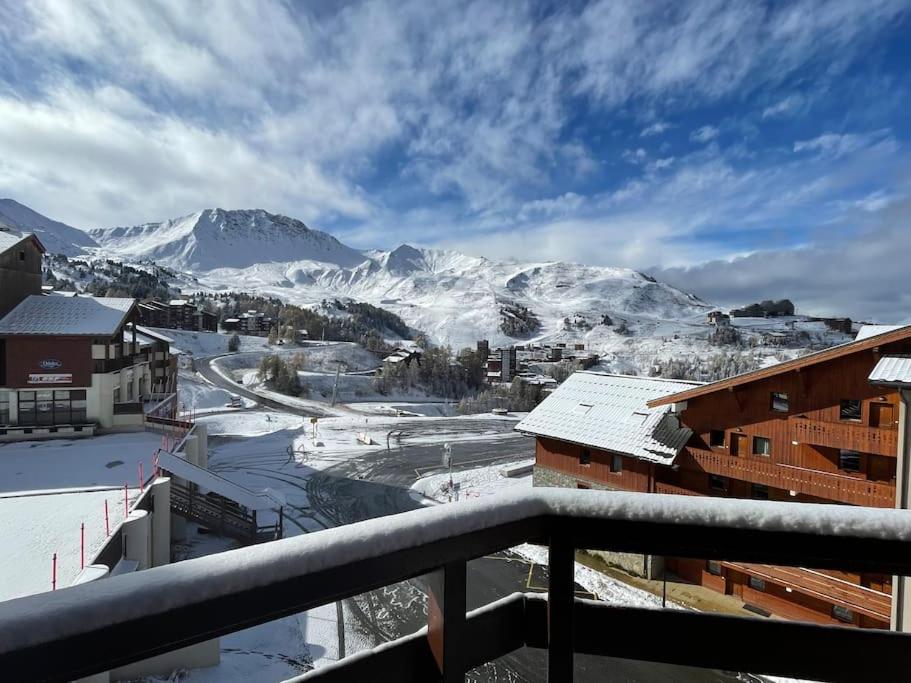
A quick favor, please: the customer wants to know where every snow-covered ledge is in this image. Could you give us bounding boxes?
[2,489,911,680]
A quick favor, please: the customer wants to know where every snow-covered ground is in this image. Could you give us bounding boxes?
[150,327,271,356]
[0,432,161,603]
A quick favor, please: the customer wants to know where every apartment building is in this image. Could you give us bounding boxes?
[519,325,911,629]
[0,295,158,439]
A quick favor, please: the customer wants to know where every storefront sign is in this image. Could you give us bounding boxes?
[38,358,63,370]
[28,373,73,384]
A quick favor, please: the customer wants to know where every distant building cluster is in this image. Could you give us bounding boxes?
[477,339,599,385]
[221,310,277,337]
[138,299,217,332]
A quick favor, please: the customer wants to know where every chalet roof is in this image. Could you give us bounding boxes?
[0,229,45,256]
[123,324,173,346]
[648,323,911,408]
[868,356,911,386]
[856,324,904,341]
[515,371,702,465]
[0,295,135,336]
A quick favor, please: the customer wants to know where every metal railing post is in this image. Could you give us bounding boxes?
[425,560,467,682]
[548,536,574,682]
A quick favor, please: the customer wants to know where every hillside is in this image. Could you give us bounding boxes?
[0,199,98,256]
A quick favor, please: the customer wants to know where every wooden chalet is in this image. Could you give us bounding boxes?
[518,325,911,630]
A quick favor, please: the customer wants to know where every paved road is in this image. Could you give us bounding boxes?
[195,353,342,418]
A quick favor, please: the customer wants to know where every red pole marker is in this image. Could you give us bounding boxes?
[104,500,110,536]
[80,522,85,570]
[52,553,57,591]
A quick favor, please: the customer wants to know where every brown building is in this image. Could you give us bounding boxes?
[0,295,169,440]
[0,228,45,318]
[519,326,911,630]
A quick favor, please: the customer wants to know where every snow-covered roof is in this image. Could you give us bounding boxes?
[515,371,702,465]
[0,229,44,255]
[169,299,191,307]
[134,324,173,344]
[869,356,911,386]
[856,324,904,341]
[0,295,135,336]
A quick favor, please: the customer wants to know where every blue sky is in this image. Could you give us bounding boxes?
[0,1,909,319]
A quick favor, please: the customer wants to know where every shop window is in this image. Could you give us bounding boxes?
[770,392,789,412]
[752,436,771,457]
[17,390,86,425]
[748,576,765,591]
[709,430,725,447]
[579,447,591,465]
[610,454,623,473]
[839,399,862,421]
[0,390,9,425]
[832,605,855,623]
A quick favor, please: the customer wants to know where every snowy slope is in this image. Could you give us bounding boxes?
[78,205,713,348]
[0,199,98,255]
[88,208,365,271]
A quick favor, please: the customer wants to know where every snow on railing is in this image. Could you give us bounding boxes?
[3,489,911,682]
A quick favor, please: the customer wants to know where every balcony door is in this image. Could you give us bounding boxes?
[870,403,896,429]
[730,433,748,457]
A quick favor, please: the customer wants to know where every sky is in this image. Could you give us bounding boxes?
[0,0,910,320]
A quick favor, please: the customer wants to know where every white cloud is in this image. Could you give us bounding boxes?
[762,94,803,119]
[793,129,897,159]
[690,125,719,143]
[640,121,672,137]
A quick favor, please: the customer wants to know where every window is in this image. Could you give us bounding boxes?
[840,399,862,421]
[749,576,766,592]
[709,429,725,447]
[707,561,723,576]
[579,447,591,465]
[18,250,25,261]
[770,392,789,412]
[832,605,855,623]
[17,390,85,425]
[709,474,728,492]
[0,390,8,426]
[576,482,590,490]
[752,436,771,457]
[839,449,862,473]
[751,483,770,500]
[610,454,623,473]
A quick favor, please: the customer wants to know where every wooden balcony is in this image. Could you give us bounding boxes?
[789,417,897,457]
[654,482,703,497]
[690,449,895,507]
[721,562,891,623]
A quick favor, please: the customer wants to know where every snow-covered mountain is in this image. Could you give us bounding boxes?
[81,206,712,348]
[0,199,98,256]
[89,208,364,271]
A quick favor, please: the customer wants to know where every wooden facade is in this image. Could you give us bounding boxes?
[0,234,44,319]
[533,332,911,629]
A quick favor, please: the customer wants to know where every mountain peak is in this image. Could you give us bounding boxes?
[89,207,364,271]
[0,199,97,255]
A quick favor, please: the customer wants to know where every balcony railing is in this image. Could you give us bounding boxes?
[691,449,896,507]
[1,490,910,683]
[790,417,898,457]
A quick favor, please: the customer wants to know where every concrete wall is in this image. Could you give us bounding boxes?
[533,465,664,579]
